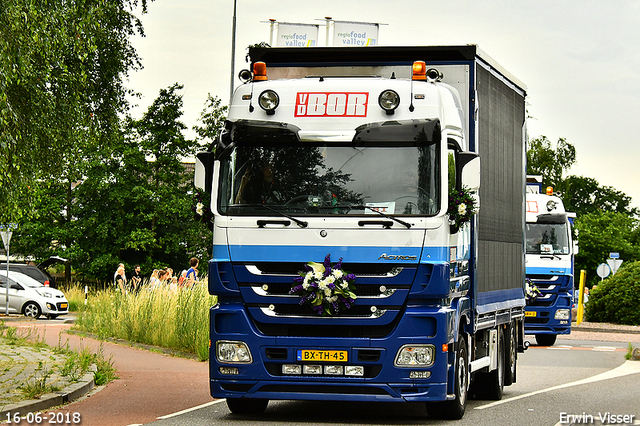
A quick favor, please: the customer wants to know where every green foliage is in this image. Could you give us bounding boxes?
[527,136,576,189]
[12,84,221,281]
[193,93,228,150]
[574,211,640,286]
[585,261,640,325]
[558,175,637,218]
[0,0,151,223]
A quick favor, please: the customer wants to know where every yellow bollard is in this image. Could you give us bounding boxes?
[576,270,586,325]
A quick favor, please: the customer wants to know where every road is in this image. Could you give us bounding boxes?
[145,336,640,426]
[7,317,640,426]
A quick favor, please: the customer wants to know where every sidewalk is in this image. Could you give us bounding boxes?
[0,338,95,418]
[1,315,211,425]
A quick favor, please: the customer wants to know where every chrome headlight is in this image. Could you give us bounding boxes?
[216,340,252,364]
[258,90,279,115]
[555,309,570,320]
[378,90,400,114]
[394,344,435,367]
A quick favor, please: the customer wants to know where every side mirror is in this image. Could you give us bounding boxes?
[194,152,215,193]
[11,284,23,291]
[458,152,480,191]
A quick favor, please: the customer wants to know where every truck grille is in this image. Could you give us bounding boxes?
[231,263,422,338]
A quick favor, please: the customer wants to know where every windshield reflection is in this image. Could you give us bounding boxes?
[219,143,440,216]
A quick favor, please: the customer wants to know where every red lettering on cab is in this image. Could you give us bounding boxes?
[295,92,368,117]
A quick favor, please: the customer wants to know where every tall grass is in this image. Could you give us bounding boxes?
[74,280,216,361]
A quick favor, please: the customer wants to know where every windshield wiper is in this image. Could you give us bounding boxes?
[351,205,412,229]
[244,204,308,228]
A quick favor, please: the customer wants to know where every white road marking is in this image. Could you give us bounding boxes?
[156,399,226,420]
[475,360,640,410]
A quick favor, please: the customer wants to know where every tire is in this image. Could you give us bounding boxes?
[226,398,268,415]
[426,334,468,420]
[23,302,42,319]
[535,334,557,346]
[504,324,517,386]
[477,328,504,401]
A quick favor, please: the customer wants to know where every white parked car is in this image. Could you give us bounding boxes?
[0,270,69,319]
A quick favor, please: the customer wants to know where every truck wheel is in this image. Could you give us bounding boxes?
[504,324,517,386]
[226,398,268,415]
[535,334,557,346]
[483,328,504,400]
[426,334,468,419]
[23,302,42,319]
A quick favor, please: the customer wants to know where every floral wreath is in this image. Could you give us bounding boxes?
[291,254,357,316]
[447,186,477,229]
[525,278,541,304]
[192,191,213,224]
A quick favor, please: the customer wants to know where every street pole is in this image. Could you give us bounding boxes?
[5,242,9,315]
[1,224,15,315]
[229,0,237,104]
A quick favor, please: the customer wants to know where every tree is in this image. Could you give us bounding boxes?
[574,211,640,286]
[193,94,228,150]
[0,0,151,223]
[557,175,637,218]
[71,84,204,280]
[526,136,576,189]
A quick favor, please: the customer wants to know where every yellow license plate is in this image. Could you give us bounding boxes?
[525,311,537,317]
[60,303,68,309]
[297,350,348,362]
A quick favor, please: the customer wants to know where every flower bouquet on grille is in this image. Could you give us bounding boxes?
[525,278,541,304]
[291,254,357,316]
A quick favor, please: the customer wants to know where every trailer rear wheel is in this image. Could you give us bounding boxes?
[535,334,557,346]
[504,324,517,386]
[226,398,268,415]
[474,328,504,400]
[426,334,468,419]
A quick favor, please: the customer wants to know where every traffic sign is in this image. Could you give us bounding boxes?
[609,252,620,259]
[606,258,623,275]
[596,263,611,279]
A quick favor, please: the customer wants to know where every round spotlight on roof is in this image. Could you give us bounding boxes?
[378,90,400,115]
[258,90,279,115]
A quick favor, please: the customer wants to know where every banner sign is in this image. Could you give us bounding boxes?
[332,21,378,46]
[276,22,319,47]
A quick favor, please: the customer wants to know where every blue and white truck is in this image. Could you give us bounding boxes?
[195,45,527,419]
[524,176,575,346]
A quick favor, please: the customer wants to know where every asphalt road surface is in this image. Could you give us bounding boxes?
[145,337,640,426]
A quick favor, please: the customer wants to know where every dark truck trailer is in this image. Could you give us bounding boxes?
[196,45,527,419]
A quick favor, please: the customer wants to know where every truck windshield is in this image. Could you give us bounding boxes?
[218,143,440,216]
[525,223,570,255]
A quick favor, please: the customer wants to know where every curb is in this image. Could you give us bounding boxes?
[0,372,94,418]
[572,326,640,335]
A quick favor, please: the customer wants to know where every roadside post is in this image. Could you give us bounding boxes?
[1,223,18,315]
[576,270,586,325]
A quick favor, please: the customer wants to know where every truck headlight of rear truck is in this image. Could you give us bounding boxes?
[394,344,435,367]
[555,309,570,320]
[216,340,253,364]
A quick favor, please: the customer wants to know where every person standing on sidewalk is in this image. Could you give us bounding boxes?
[185,257,199,286]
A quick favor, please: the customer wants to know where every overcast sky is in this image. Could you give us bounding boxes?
[127,0,640,208]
